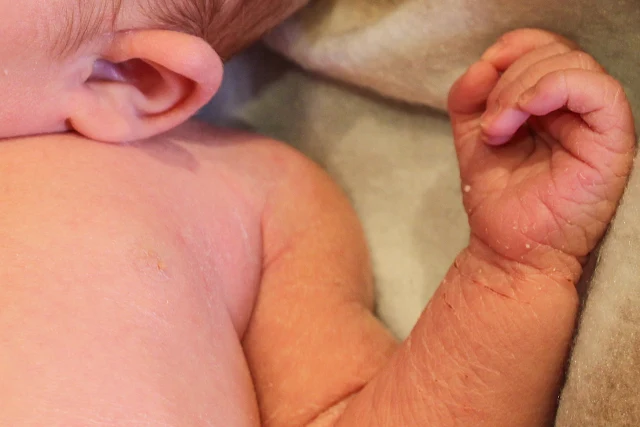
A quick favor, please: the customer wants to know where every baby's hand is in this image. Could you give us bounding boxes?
[448,28,636,274]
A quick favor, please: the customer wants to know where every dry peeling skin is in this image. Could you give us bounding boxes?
[264,1,640,424]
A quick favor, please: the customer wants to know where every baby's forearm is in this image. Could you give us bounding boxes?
[335,239,581,426]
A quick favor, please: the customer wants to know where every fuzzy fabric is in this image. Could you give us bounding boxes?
[199,1,640,424]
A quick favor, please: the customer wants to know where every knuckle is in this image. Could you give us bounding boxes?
[599,74,627,107]
[519,66,546,90]
[543,41,574,57]
[568,50,602,71]
[603,74,624,93]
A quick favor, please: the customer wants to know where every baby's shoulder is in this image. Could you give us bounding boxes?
[171,120,328,188]
[170,119,352,226]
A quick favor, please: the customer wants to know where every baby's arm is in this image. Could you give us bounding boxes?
[242,145,399,425]
[244,145,574,427]
[245,30,635,427]
[336,245,580,426]
[338,31,633,426]
[244,148,571,426]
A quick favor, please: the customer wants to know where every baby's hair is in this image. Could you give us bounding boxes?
[149,0,301,60]
[55,0,301,60]
[55,0,124,57]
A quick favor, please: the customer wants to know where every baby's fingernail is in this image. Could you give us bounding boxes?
[481,133,511,146]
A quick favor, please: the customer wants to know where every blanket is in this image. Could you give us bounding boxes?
[199,1,640,424]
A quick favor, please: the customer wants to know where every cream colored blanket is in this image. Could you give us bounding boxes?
[199,1,640,425]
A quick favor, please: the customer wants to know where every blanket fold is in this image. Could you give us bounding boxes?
[265,0,640,112]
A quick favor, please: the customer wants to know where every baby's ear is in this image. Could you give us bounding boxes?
[68,30,223,143]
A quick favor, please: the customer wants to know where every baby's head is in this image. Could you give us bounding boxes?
[1,0,305,142]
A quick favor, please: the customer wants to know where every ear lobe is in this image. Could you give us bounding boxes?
[68,30,223,143]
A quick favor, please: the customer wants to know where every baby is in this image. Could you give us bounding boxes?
[0,1,635,426]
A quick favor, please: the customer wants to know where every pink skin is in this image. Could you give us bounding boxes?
[0,28,634,427]
[0,0,214,142]
[0,125,268,425]
[0,0,308,143]
[0,0,71,137]
[450,29,635,269]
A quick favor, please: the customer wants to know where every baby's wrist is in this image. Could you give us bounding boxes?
[460,236,584,294]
